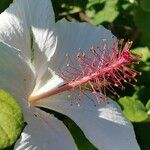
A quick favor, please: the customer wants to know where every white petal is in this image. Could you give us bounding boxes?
[0,41,35,105]
[24,0,56,77]
[49,19,116,72]
[32,68,64,97]
[14,108,76,150]
[28,0,56,60]
[0,0,31,58]
[37,92,140,150]
[0,0,56,77]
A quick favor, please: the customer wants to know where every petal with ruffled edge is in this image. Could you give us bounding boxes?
[0,41,35,106]
[37,91,140,150]
[14,108,76,150]
[0,0,56,78]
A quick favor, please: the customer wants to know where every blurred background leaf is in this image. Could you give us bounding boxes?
[87,0,119,25]
[119,96,148,122]
[140,0,150,12]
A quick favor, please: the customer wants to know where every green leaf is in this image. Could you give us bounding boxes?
[119,96,148,122]
[140,0,150,12]
[90,0,119,25]
[131,47,150,87]
[0,89,24,149]
[132,47,150,62]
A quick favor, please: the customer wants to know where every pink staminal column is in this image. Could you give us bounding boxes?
[28,40,141,104]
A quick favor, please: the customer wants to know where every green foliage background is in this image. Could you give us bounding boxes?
[0,0,150,149]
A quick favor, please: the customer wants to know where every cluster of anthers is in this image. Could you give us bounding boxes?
[29,39,141,105]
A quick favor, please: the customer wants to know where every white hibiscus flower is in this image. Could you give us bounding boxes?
[0,0,140,150]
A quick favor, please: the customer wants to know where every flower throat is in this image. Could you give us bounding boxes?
[28,39,141,104]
